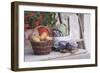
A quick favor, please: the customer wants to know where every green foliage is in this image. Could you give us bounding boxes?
[25,11,57,28]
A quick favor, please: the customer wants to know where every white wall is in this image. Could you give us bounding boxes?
[84,14,91,53]
[0,0,99,73]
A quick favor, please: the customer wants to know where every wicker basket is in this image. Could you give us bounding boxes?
[30,25,53,55]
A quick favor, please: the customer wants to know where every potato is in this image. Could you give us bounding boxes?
[46,36,53,40]
[32,36,40,42]
[39,32,48,41]
[41,32,48,37]
[40,35,46,41]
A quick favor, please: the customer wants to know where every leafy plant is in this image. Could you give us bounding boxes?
[24,11,57,29]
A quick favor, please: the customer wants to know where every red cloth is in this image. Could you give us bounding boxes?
[38,27,49,35]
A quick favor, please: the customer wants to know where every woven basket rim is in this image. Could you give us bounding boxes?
[30,39,53,43]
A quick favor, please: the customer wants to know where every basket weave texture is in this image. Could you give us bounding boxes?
[30,26,53,55]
